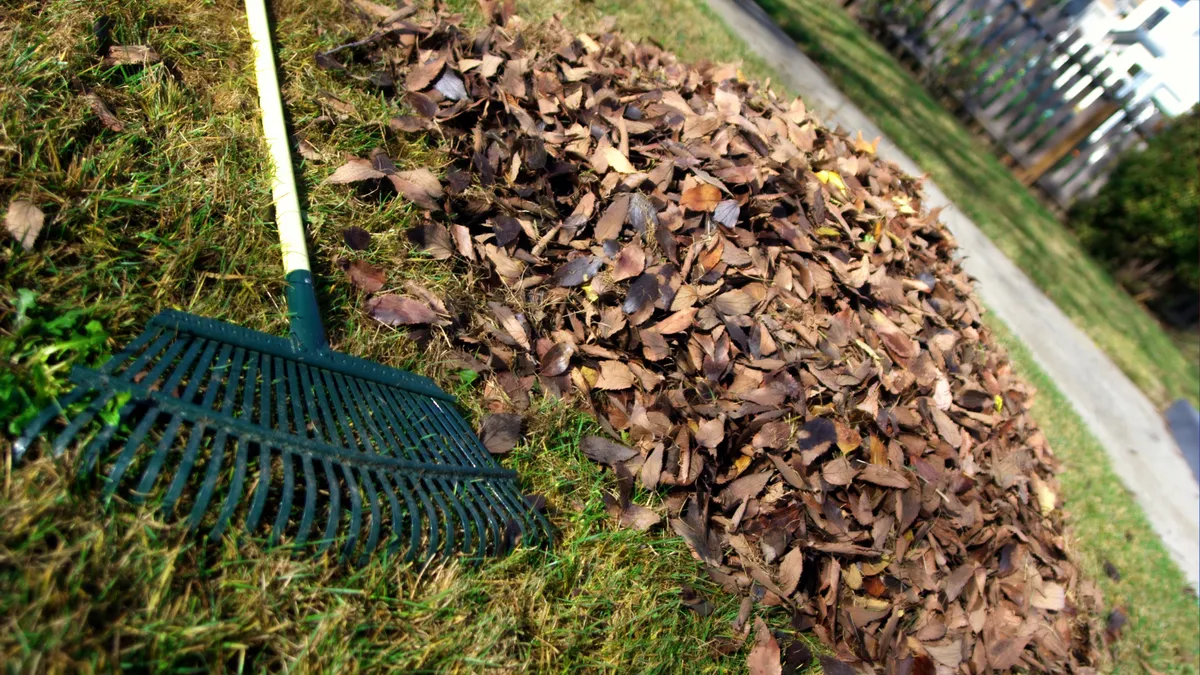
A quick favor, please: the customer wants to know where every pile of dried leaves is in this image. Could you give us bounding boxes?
[317,3,1104,672]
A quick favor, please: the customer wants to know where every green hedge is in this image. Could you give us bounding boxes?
[1069,107,1200,328]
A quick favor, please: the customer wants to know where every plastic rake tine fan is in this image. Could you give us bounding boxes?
[12,0,551,564]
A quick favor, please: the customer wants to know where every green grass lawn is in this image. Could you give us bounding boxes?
[756,0,1200,410]
[1,0,1196,672]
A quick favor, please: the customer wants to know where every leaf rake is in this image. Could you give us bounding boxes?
[12,0,551,563]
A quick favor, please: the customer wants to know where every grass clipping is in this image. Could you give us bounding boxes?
[323,7,1104,673]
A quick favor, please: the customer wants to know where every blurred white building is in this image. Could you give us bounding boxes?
[1069,0,1200,115]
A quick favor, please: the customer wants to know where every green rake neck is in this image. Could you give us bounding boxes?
[286,269,329,355]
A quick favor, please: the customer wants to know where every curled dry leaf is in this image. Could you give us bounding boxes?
[83,93,123,131]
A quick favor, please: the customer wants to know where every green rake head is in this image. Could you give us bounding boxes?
[13,309,552,564]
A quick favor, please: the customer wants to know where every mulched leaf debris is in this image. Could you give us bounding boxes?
[316,5,1106,672]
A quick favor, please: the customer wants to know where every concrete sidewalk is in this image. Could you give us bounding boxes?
[704,0,1200,588]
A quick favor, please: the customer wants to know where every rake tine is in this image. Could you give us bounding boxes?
[338,373,470,559]
[401,394,500,558]
[245,440,273,533]
[340,463,364,562]
[430,396,552,548]
[365,382,456,558]
[402,392,513,555]
[125,339,219,496]
[269,451,295,546]
[397,389,524,554]
[316,458,341,556]
[294,454,318,547]
[102,406,163,499]
[326,374,388,562]
[358,468,383,564]
[340,381,417,559]
[373,469,410,559]
[160,344,237,515]
[57,391,119,462]
[304,367,352,556]
[246,356,285,535]
[77,401,137,478]
[187,349,251,530]
[103,336,209,492]
[339,376,445,558]
[279,358,294,438]
[12,387,87,461]
[400,473,438,559]
[209,436,249,541]
[364,387,439,560]
[100,323,165,376]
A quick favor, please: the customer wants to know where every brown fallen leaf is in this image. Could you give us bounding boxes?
[817,656,856,675]
[409,223,455,260]
[406,54,447,91]
[595,360,636,390]
[5,200,44,251]
[83,93,123,131]
[695,418,724,449]
[103,45,160,67]
[652,307,697,335]
[822,456,857,486]
[748,618,782,675]
[342,226,371,250]
[611,242,646,282]
[390,168,443,210]
[489,302,531,350]
[342,258,386,292]
[479,413,522,454]
[641,444,664,490]
[580,435,637,466]
[858,463,910,488]
[679,184,722,212]
[326,159,385,184]
[365,295,439,325]
[540,342,575,376]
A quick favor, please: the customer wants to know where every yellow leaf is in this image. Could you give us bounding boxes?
[843,563,863,590]
[994,394,1004,412]
[814,226,841,237]
[853,130,881,154]
[1032,474,1056,516]
[892,195,916,215]
[815,170,847,192]
[860,557,890,576]
[577,33,601,53]
[579,366,599,387]
[863,597,890,611]
[855,339,881,362]
[733,454,752,476]
[603,146,636,174]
